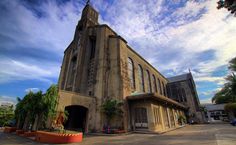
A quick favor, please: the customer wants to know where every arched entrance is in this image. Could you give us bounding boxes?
[64,105,88,132]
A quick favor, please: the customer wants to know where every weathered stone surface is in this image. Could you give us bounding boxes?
[57,4,187,133]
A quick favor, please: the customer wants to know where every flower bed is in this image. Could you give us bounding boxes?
[35,131,83,144]
[3,127,17,133]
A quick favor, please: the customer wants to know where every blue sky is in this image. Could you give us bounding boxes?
[0,0,235,105]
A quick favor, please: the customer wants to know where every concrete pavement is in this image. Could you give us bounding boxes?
[0,124,235,145]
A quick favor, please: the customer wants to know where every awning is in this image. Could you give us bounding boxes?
[126,93,187,109]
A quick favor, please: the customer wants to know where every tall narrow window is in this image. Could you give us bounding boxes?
[145,70,152,93]
[162,82,166,96]
[90,36,96,60]
[158,78,162,95]
[87,36,96,89]
[128,58,135,89]
[138,65,145,92]
[67,56,77,88]
[152,75,157,93]
[182,88,187,102]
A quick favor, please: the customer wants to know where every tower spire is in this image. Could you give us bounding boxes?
[86,0,90,5]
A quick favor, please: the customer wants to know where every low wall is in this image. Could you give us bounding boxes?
[21,131,36,137]
[16,130,24,135]
[3,127,17,133]
[35,131,83,144]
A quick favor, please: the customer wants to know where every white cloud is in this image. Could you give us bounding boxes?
[0,0,235,103]
[199,87,222,104]
[0,0,83,84]
[104,0,235,84]
[25,88,40,93]
[200,98,212,104]
[194,75,226,85]
[0,0,82,54]
[199,88,221,96]
[92,0,236,102]
[0,56,59,83]
[0,96,17,105]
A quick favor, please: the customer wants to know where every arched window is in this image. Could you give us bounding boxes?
[162,82,166,96]
[89,36,96,60]
[158,78,162,95]
[145,70,152,93]
[152,75,157,93]
[138,65,145,92]
[127,58,135,89]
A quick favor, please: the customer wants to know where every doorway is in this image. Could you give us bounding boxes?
[64,105,88,132]
[134,107,148,129]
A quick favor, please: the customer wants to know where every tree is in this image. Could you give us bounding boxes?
[217,0,236,16]
[15,91,44,130]
[101,99,123,126]
[212,57,236,104]
[15,97,26,128]
[229,57,236,71]
[225,103,236,112]
[40,84,59,129]
[15,84,59,131]
[224,103,236,119]
[212,84,234,104]
[0,105,14,126]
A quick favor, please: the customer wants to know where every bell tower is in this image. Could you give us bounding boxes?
[73,1,99,41]
[78,2,99,30]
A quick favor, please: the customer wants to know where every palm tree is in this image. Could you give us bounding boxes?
[212,57,236,104]
[22,91,44,131]
[15,97,25,129]
[229,57,236,72]
[217,0,236,16]
[15,84,59,131]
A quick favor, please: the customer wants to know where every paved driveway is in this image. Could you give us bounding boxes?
[0,124,236,145]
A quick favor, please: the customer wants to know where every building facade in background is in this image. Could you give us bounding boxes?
[167,73,204,123]
[57,4,186,133]
[203,104,228,123]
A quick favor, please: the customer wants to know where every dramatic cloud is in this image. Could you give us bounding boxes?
[0,56,59,84]
[0,0,83,84]
[94,0,236,103]
[0,0,235,103]
[0,96,17,105]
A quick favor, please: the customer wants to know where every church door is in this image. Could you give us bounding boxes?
[134,107,148,129]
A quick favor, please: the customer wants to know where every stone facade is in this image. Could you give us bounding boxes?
[167,73,205,123]
[57,4,186,133]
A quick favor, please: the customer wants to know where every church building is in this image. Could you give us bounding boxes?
[57,3,187,133]
[167,73,205,123]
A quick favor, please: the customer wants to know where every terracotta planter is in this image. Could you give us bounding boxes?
[23,131,36,137]
[16,130,24,135]
[35,131,83,144]
[3,127,17,133]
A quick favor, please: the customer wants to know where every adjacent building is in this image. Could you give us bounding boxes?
[203,103,229,123]
[167,73,204,123]
[57,3,187,133]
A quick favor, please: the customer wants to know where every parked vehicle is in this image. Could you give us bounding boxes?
[230,119,236,126]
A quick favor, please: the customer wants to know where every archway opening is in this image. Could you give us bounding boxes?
[64,105,88,132]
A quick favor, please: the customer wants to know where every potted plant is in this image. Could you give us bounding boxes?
[101,99,123,133]
[178,115,186,126]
